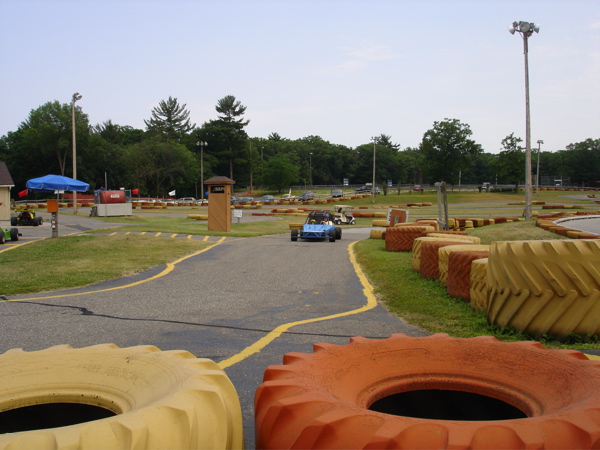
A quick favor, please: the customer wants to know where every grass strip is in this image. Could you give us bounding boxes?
[0,235,211,296]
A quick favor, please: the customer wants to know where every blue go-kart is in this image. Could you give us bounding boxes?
[291,211,342,243]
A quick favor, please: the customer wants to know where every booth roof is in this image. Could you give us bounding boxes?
[204,176,235,184]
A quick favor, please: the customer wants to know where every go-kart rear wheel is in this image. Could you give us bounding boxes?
[10,228,19,241]
[335,227,342,240]
[291,229,298,242]
[329,229,336,242]
[10,217,17,226]
[36,217,43,226]
[0,233,4,245]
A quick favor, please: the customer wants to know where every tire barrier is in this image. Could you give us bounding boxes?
[369,229,385,239]
[438,244,490,286]
[371,219,389,227]
[487,239,600,339]
[187,214,208,220]
[254,334,600,450]
[470,258,489,311]
[385,226,434,252]
[419,240,474,280]
[423,230,468,237]
[424,232,481,244]
[415,219,439,230]
[393,222,420,227]
[446,250,491,301]
[411,237,470,272]
[0,344,243,449]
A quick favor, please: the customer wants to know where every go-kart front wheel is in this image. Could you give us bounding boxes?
[329,229,336,242]
[291,229,298,242]
[335,227,342,240]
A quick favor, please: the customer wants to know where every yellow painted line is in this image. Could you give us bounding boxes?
[1,237,227,302]
[203,235,210,241]
[125,232,131,235]
[170,233,177,238]
[140,232,146,235]
[154,232,161,237]
[218,240,377,369]
[187,235,192,239]
[110,232,118,235]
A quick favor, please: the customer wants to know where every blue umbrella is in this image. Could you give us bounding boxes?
[26,174,90,192]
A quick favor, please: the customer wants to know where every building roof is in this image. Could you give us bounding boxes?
[204,176,235,184]
[0,162,15,187]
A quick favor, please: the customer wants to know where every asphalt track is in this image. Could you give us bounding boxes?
[0,212,427,448]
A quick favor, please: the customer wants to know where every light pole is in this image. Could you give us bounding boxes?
[71,92,82,214]
[508,21,540,220]
[536,139,543,198]
[197,141,207,201]
[309,152,313,188]
[371,137,377,204]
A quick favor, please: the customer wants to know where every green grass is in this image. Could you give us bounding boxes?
[1,235,211,296]
[467,220,567,244]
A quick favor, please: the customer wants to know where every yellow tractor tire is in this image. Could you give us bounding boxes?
[0,344,243,449]
[487,240,600,339]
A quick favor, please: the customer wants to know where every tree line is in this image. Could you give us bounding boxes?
[1,95,598,198]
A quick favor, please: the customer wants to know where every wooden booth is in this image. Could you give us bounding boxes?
[205,176,235,232]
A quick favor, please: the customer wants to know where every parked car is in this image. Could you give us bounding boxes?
[238,197,254,203]
[413,185,423,192]
[260,195,275,202]
[355,185,380,194]
[231,196,239,203]
[297,191,314,201]
[331,189,344,198]
[178,197,196,203]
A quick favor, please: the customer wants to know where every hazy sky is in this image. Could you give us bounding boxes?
[1,0,598,153]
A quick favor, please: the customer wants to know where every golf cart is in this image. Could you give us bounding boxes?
[291,211,342,242]
[333,205,356,225]
[0,227,21,244]
[11,209,43,226]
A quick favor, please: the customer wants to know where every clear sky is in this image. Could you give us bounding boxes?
[1,0,598,153]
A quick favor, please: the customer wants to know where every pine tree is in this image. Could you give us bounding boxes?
[144,96,195,141]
